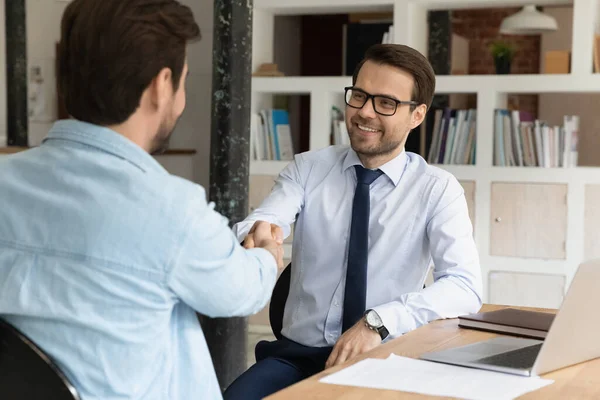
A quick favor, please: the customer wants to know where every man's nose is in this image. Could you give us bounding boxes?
[358,98,377,119]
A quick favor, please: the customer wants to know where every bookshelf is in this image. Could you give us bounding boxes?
[250,0,600,309]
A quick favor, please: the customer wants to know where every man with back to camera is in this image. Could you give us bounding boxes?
[224,44,483,399]
[0,0,285,399]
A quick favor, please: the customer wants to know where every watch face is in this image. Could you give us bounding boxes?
[366,311,383,328]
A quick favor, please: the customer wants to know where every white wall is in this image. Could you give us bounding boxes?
[26,0,70,146]
[0,0,214,187]
[173,0,213,189]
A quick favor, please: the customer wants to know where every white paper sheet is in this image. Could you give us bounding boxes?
[319,354,554,400]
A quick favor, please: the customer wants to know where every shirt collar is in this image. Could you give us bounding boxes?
[42,119,167,174]
[342,147,408,187]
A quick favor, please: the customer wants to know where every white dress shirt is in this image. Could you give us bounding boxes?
[233,145,482,347]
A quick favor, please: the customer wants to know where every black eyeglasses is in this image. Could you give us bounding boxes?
[344,86,418,116]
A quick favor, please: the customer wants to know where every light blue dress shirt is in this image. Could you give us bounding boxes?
[233,146,482,347]
[0,120,277,400]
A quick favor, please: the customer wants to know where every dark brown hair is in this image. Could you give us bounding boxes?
[352,44,436,110]
[57,0,200,126]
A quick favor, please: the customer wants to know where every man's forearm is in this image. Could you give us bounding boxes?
[371,275,482,339]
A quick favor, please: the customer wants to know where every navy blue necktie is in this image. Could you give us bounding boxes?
[342,165,383,332]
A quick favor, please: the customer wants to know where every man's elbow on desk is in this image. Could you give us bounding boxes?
[434,272,484,316]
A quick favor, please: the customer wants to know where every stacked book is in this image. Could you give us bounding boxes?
[427,108,477,165]
[250,109,294,161]
[459,308,555,339]
[493,110,579,167]
[331,106,350,146]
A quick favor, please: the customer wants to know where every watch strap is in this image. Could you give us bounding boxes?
[377,325,389,340]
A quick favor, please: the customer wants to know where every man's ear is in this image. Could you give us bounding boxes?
[410,104,428,130]
[150,67,173,109]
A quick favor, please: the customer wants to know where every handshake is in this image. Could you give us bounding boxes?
[243,221,285,272]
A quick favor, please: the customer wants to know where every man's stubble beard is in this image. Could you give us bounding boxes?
[150,116,179,156]
[348,117,405,159]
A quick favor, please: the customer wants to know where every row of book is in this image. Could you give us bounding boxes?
[330,106,350,146]
[250,109,294,161]
[381,24,395,44]
[427,108,478,165]
[493,110,579,168]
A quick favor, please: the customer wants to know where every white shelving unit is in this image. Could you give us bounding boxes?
[250,0,600,308]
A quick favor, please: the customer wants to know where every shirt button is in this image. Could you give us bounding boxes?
[334,301,339,307]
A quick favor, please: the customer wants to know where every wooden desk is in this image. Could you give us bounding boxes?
[266,304,600,399]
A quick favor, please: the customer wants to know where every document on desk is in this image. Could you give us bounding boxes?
[320,354,554,400]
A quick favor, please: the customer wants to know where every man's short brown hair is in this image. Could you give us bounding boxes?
[352,44,436,110]
[58,0,200,126]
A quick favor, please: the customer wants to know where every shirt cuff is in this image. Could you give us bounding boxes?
[232,220,255,243]
[245,247,278,286]
[371,302,415,340]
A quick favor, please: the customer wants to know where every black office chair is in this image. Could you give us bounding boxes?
[269,262,291,340]
[0,318,80,400]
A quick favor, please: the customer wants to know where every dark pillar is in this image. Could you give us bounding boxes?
[421,10,451,158]
[427,10,452,76]
[5,0,28,146]
[199,0,253,393]
[427,10,451,111]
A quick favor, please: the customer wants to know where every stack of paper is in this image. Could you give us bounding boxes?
[320,354,554,400]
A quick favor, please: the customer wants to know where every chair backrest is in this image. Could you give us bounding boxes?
[0,318,80,400]
[269,263,291,340]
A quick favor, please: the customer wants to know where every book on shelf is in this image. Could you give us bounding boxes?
[330,106,350,146]
[250,109,294,162]
[381,24,394,44]
[426,108,477,165]
[493,109,579,168]
[458,308,555,340]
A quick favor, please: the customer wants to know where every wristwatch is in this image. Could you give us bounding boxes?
[363,309,389,340]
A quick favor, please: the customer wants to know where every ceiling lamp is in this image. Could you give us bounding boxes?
[499,5,558,35]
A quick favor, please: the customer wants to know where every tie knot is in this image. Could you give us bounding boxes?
[354,165,383,185]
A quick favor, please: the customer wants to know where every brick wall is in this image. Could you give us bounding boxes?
[452,8,540,117]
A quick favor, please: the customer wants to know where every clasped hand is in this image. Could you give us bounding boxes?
[243,221,285,271]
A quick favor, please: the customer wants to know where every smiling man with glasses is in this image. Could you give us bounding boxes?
[224,44,483,400]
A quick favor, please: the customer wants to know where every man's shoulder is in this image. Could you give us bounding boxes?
[405,152,461,192]
[297,145,348,162]
[152,174,208,211]
[294,145,349,169]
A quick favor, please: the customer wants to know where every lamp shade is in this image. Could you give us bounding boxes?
[499,5,558,35]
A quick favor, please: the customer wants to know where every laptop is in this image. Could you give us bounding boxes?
[420,259,600,377]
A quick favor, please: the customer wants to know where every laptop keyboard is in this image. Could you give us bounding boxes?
[474,343,543,370]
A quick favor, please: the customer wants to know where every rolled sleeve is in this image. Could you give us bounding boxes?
[167,196,278,318]
[371,303,414,341]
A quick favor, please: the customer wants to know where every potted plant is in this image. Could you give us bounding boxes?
[489,40,517,74]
